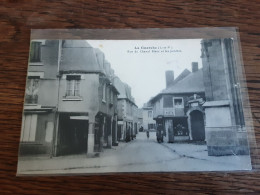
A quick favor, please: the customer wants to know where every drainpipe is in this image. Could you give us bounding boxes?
[51,39,62,158]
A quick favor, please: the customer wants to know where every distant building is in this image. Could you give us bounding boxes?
[114,77,139,142]
[150,62,206,142]
[137,108,143,131]
[142,103,156,131]
[201,38,249,156]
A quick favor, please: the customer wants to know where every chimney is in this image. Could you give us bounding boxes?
[165,70,174,88]
[192,62,198,72]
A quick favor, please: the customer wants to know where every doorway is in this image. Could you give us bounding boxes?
[58,114,88,156]
[190,110,205,141]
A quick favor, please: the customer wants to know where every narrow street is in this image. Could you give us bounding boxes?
[17,132,251,175]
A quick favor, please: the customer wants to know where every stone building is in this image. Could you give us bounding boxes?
[20,40,59,156]
[56,41,119,156]
[142,102,156,131]
[19,40,120,157]
[114,77,138,142]
[201,38,249,156]
[150,62,206,142]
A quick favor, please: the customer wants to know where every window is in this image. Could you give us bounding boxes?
[110,89,113,103]
[102,84,106,102]
[21,114,37,142]
[66,75,81,97]
[174,98,184,108]
[25,76,40,104]
[30,42,41,62]
[148,111,153,118]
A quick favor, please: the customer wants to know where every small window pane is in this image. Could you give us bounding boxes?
[74,80,80,96]
[30,42,41,62]
[102,84,106,101]
[66,80,73,96]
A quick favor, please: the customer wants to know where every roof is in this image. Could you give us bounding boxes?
[162,69,205,94]
[113,77,136,105]
[94,48,106,74]
[173,69,191,85]
[60,40,102,73]
[150,68,205,103]
[113,77,127,99]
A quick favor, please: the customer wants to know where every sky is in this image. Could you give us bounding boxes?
[88,39,202,108]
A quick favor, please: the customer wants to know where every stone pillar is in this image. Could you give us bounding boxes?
[99,116,105,152]
[107,117,113,148]
[115,115,118,144]
[87,114,96,157]
[187,112,193,141]
[52,113,60,157]
[112,115,118,146]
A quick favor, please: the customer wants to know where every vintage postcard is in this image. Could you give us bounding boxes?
[17,29,253,175]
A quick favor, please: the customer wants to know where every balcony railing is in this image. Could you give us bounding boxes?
[25,94,38,104]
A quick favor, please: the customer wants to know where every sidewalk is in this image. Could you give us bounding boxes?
[161,142,252,171]
[17,140,131,175]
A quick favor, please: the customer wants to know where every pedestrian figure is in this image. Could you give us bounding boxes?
[139,126,144,132]
[146,130,150,139]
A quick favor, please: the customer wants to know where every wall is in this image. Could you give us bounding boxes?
[19,112,55,156]
[202,39,249,156]
[202,40,228,101]
[142,108,156,130]
[38,79,59,107]
[205,106,232,127]
[152,97,163,118]
[58,73,99,116]
[98,79,118,117]
[28,40,59,79]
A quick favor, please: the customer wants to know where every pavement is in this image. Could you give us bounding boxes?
[17,132,252,175]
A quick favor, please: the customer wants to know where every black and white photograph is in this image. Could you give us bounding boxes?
[17,31,252,175]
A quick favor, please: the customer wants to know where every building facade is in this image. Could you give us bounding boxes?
[20,40,120,157]
[201,38,249,156]
[20,40,59,156]
[142,103,156,131]
[150,63,206,142]
[114,77,138,142]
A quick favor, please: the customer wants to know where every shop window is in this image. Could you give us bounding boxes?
[66,75,81,97]
[25,76,40,104]
[21,114,37,142]
[30,41,41,62]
